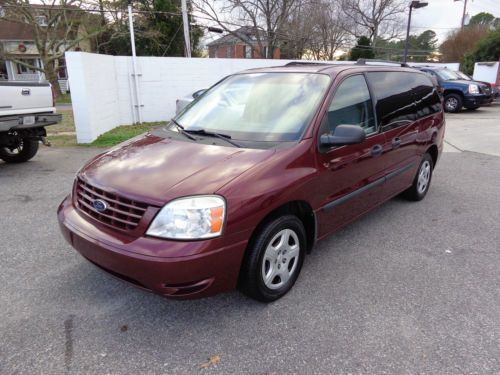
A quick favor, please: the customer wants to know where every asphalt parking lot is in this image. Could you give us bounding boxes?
[1,105,499,374]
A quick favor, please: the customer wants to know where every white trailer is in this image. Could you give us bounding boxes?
[473,62,500,98]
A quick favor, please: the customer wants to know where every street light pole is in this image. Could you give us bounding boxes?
[403,4,414,65]
[128,0,142,123]
[403,1,428,64]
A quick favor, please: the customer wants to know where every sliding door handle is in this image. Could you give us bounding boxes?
[392,137,401,149]
[371,144,383,158]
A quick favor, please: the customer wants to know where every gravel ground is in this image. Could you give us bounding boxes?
[1,108,499,374]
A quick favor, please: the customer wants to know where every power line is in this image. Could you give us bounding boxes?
[0,3,441,55]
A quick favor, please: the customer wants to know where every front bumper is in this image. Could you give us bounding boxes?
[57,195,249,299]
[463,94,493,108]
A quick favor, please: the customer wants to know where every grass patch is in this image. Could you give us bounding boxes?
[45,110,164,148]
[46,110,77,147]
[56,93,72,105]
[90,123,165,147]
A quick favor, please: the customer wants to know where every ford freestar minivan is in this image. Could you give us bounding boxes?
[58,63,445,302]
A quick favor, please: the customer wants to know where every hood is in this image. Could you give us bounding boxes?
[79,133,275,206]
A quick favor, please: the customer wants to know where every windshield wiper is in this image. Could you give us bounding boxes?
[184,129,242,148]
[170,119,197,141]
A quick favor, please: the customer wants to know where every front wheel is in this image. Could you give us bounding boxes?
[239,215,306,302]
[402,153,434,201]
[0,138,39,163]
[444,94,463,113]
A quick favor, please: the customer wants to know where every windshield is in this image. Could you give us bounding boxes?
[173,73,331,142]
[455,71,471,80]
[435,69,462,81]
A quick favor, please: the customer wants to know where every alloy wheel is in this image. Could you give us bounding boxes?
[261,229,300,290]
[417,160,431,195]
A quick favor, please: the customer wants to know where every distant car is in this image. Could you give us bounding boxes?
[415,66,493,112]
[175,89,206,114]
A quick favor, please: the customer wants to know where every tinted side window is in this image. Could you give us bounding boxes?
[327,75,376,135]
[412,74,442,118]
[366,72,417,130]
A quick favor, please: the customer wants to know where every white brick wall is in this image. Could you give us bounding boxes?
[65,52,460,143]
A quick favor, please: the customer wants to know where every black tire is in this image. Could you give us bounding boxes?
[444,94,463,113]
[402,153,434,201]
[0,138,39,163]
[239,215,306,302]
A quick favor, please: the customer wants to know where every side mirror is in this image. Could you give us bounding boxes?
[192,89,207,99]
[320,124,366,147]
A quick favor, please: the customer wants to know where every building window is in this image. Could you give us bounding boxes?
[0,59,7,80]
[16,59,38,75]
[57,58,67,79]
[245,45,252,59]
[35,15,48,26]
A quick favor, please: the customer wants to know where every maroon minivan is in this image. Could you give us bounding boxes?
[58,63,445,302]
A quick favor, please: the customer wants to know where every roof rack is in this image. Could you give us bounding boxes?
[356,59,409,67]
[284,61,333,67]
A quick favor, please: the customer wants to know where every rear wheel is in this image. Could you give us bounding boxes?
[240,215,306,302]
[402,153,434,201]
[444,94,463,113]
[0,138,39,163]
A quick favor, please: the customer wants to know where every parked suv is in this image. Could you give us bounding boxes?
[58,63,445,302]
[415,66,492,112]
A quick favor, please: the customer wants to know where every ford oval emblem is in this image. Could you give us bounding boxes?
[93,199,108,212]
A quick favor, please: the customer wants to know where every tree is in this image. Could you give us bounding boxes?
[0,0,103,97]
[373,30,437,62]
[194,0,301,59]
[468,12,496,27]
[462,28,500,74]
[307,0,351,60]
[98,0,203,57]
[341,0,406,47]
[440,25,490,63]
[349,36,374,60]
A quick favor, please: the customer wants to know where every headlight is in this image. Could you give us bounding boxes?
[146,195,225,239]
[469,84,479,94]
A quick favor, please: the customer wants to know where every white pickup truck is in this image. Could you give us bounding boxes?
[0,81,62,163]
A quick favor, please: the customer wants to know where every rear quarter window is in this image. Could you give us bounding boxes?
[366,71,441,130]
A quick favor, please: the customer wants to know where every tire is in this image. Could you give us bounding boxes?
[402,153,434,201]
[0,138,39,163]
[239,215,306,302]
[444,94,463,113]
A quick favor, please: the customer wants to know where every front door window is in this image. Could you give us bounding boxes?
[326,74,376,135]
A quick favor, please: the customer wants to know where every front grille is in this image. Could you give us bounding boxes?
[75,178,148,231]
[481,85,491,95]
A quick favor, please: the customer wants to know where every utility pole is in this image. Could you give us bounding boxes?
[128,0,142,123]
[181,0,191,58]
[461,0,468,30]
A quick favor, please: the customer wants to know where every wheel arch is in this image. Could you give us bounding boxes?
[426,144,439,167]
[246,200,316,255]
[443,89,464,98]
